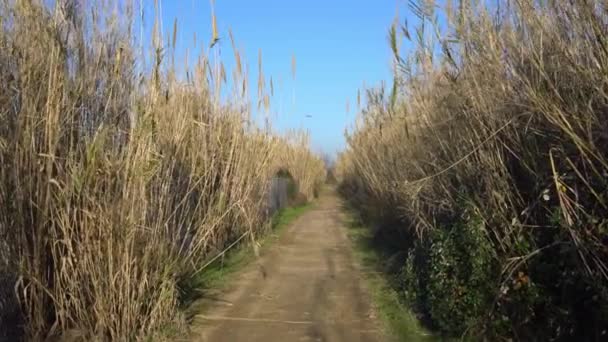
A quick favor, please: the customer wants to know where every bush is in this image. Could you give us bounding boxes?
[427,217,496,335]
[399,208,498,336]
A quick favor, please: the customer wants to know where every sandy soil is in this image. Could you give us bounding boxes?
[190,190,385,342]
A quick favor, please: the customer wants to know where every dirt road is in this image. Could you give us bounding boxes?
[191,190,385,342]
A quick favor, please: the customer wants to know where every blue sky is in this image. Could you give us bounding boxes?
[143,0,402,155]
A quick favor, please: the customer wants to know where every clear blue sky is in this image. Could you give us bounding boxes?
[143,0,401,155]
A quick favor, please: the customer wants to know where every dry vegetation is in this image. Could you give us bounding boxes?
[338,0,608,339]
[0,0,324,340]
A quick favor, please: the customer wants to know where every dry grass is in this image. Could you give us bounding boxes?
[338,0,608,338]
[0,0,324,340]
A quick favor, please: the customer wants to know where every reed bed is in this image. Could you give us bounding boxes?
[338,0,608,339]
[0,0,324,340]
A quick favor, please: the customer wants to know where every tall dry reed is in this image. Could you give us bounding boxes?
[339,0,608,339]
[0,0,325,340]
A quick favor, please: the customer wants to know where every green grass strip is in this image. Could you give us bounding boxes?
[343,212,439,342]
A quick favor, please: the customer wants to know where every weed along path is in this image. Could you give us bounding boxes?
[191,190,385,342]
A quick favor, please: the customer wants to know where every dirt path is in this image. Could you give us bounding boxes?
[191,190,385,342]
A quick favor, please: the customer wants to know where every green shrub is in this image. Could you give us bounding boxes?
[399,209,497,336]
